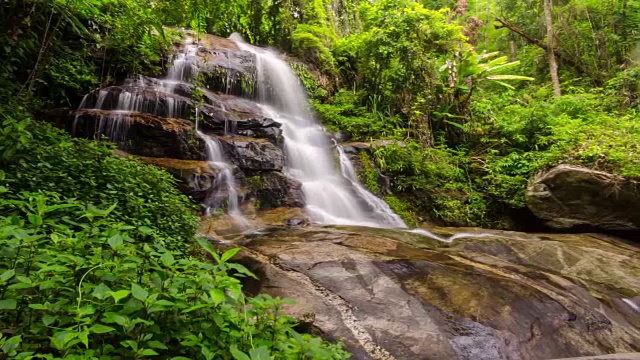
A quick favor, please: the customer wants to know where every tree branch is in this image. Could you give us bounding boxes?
[494,16,599,83]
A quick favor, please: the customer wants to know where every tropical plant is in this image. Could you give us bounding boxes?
[0,192,350,359]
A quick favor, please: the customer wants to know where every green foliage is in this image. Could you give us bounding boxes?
[373,143,488,226]
[291,25,337,72]
[383,196,420,227]
[0,0,171,107]
[335,0,465,115]
[358,152,381,194]
[0,193,350,359]
[0,115,198,252]
[290,62,328,100]
[312,90,400,140]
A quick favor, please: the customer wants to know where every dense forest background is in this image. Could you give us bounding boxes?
[0,0,638,357]
[2,0,638,229]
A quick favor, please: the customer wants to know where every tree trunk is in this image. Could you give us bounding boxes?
[543,0,561,97]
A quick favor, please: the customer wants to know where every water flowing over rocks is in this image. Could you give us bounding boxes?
[48,31,297,216]
[212,225,640,360]
[527,165,640,231]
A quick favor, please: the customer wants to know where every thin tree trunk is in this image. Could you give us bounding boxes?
[494,16,595,81]
[543,0,561,96]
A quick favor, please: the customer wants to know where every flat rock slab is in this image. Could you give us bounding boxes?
[216,225,640,360]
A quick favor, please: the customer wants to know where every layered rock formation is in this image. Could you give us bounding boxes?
[50,31,302,216]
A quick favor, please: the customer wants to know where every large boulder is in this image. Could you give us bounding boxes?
[249,171,305,209]
[218,136,285,171]
[217,225,640,360]
[526,165,640,230]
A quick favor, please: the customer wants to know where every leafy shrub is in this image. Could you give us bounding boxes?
[373,143,487,226]
[312,90,399,140]
[0,116,198,252]
[0,192,350,359]
[291,24,337,73]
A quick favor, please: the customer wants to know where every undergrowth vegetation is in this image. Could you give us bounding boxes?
[0,192,349,359]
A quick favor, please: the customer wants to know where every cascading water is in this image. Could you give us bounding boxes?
[198,128,250,227]
[335,144,406,227]
[74,34,249,225]
[231,34,405,228]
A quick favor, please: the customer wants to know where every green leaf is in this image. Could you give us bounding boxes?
[121,340,138,352]
[131,283,148,302]
[226,263,257,279]
[27,214,42,226]
[109,290,130,303]
[76,305,96,316]
[42,315,57,326]
[210,288,226,306]
[201,346,215,360]
[138,226,153,234]
[103,312,128,326]
[0,299,17,310]
[160,252,175,267]
[90,324,116,334]
[0,186,7,193]
[249,347,271,360]
[139,349,159,356]
[147,340,168,350]
[1,335,21,354]
[196,237,221,263]
[92,283,112,300]
[485,74,534,81]
[15,276,31,284]
[0,269,15,282]
[221,248,242,263]
[108,234,123,249]
[230,344,251,360]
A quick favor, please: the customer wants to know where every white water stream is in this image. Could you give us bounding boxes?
[232,34,408,228]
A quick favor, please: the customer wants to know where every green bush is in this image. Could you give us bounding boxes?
[373,143,488,226]
[0,192,350,359]
[0,116,198,252]
[312,90,400,140]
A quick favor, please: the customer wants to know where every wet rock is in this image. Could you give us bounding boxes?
[285,218,308,228]
[527,165,640,230]
[71,109,204,160]
[215,225,640,360]
[249,171,305,209]
[132,156,216,202]
[173,31,256,97]
[79,85,282,141]
[200,93,282,141]
[218,136,285,171]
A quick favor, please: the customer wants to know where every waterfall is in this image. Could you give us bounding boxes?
[197,129,250,228]
[231,34,406,228]
[74,34,249,224]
